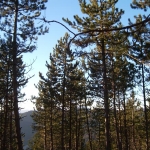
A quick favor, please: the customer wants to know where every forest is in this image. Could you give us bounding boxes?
[0,0,150,150]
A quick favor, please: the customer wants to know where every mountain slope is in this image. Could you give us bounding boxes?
[20,110,34,147]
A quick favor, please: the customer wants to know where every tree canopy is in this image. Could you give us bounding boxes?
[0,0,150,149]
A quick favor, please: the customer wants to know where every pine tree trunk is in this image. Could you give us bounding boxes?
[61,50,66,150]
[123,92,128,150]
[50,100,54,150]
[113,84,121,150]
[132,108,137,149]
[78,99,82,150]
[44,110,47,150]
[85,95,92,150]
[142,64,149,149]
[9,97,13,150]
[112,58,122,150]
[12,0,23,149]
[3,70,9,150]
[0,102,3,150]
[101,38,111,150]
[75,104,78,150]
[69,93,72,150]
[118,90,123,149]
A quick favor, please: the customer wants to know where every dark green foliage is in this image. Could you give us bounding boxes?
[0,0,48,149]
[28,0,150,149]
[0,37,27,149]
[3,0,147,149]
[30,33,87,150]
[131,0,150,11]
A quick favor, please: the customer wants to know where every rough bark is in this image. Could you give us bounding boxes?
[142,64,149,150]
[12,0,23,149]
[101,38,111,150]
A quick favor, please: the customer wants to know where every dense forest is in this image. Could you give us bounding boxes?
[0,0,150,150]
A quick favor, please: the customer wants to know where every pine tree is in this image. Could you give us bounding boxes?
[30,33,86,150]
[0,37,14,150]
[0,1,48,149]
[123,92,146,149]
[0,37,28,149]
[128,13,150,149]
[63,0,125,149]
[131,0,150,11]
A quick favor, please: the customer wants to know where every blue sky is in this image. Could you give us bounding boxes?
[20,0,149,112]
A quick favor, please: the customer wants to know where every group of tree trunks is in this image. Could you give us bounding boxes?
[0,0,150,150]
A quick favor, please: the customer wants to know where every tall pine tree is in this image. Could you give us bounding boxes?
[0,1,48,149]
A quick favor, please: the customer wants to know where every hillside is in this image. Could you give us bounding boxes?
[20,110,34,148]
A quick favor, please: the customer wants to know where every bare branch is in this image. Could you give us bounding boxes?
[38,17,76,36]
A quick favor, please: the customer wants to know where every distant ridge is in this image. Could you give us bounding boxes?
[20,110,34,148]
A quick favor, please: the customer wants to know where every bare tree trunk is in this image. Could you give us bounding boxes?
[0,101,3,150]
[101,38,111,150]
[61,50,66,150]
[9,97,13,150]
[78,99,83,150]
[123,92,128,150]
[44,110,47,150]
[69,92,72,150]
[132,108,138,149]
[50,100,54,150]
[3,64,9,150]
[12,0,23,149]
[85,96,92,150]
[112,58,122,150]
[117,90,123,149]
[75,103,78,150]
[113,81,121,150]
[142,64,149,149]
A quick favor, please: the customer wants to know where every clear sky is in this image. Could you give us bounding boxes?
[20,0,149,112]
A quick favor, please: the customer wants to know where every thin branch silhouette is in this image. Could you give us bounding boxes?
[38,14,150,48]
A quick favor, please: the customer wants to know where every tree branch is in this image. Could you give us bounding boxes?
[37,15,149,49]
[68,15,150,48]
[38,17,76,36]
